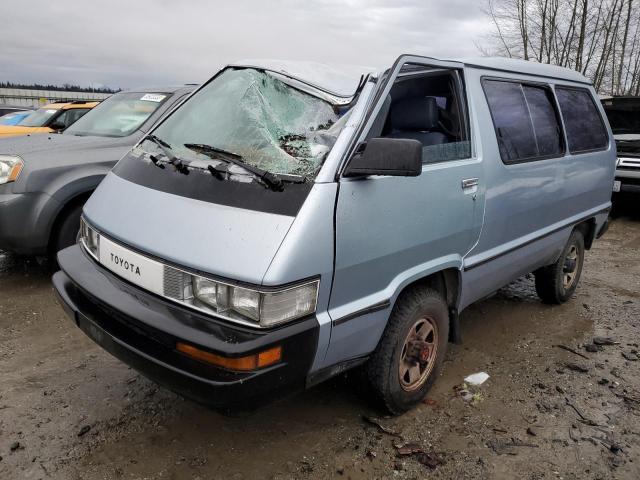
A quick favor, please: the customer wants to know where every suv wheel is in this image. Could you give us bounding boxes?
[52,204,84,254]
[534,230,585,304]
[366,287,449,414]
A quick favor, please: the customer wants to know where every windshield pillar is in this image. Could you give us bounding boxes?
[314,79,378,183]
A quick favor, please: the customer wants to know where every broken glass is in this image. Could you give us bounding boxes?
[153,68,351,179]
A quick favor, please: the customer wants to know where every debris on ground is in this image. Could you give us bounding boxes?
[10,441,21,452]
[77,425,91,437]
[454,385,474,402]
[394,442,444,470]
[362,416,402,438]
[593,337,619,346]
[423,397,438,407]
[487,438,538,455]
[563,362,590,373]
[556,344,589,359]
[526,426,542,437]
[464,372,490,385]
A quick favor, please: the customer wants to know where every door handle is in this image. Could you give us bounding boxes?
[461,178,479,189]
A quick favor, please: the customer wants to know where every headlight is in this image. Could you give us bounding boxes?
[0,155,24,185]
[193,276,319,327]
[79,217,100,259]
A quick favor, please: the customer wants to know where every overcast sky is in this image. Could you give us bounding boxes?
[1,0,492,89]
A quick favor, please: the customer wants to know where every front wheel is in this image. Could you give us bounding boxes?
[534,230,585,304]
[51,204,84,254]
[365,287,449,414]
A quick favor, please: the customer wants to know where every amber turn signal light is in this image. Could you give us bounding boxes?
[176,342,282,371]
[8,162,22,182]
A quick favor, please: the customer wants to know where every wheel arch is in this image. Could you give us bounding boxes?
[390,267,462,344]
[45,174,106,251]
[574,217,597,250]
[47,189,94,252]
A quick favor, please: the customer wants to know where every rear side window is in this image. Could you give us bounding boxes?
[483,79,563,163]
[522,86,563,157]
[555,87,608,153]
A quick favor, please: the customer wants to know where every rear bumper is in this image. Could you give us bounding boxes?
[53,245,319,410]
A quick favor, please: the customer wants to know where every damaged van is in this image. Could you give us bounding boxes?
[53,57,616,413]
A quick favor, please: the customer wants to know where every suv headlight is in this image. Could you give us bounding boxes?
[193,276,319,327]
[0,155,24,184]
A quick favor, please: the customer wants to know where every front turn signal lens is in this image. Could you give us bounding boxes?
[0,155,24,185]
[176,342,282,371]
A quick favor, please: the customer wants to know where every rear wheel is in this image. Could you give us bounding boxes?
[51,204,84,254]
[534,230,585,304]
[366,287,449,414]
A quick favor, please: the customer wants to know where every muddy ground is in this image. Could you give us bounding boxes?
[1,195,639,480]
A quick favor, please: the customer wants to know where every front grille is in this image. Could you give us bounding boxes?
[618,157,640,170]
[163,265,188,300]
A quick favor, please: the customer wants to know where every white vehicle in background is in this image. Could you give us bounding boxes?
[602,96,640,194]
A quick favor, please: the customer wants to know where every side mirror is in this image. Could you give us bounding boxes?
[49,120,66,131]
[343,138,422,178]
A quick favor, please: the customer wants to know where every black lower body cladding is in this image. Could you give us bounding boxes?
[52,245,319,411]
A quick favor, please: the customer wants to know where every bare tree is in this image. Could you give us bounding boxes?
[479,0,640,94]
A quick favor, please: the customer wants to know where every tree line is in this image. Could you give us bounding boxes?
[480,0,640,95]
[0,81,119,94]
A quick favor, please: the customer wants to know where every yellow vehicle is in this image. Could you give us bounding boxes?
[0,100,99,138]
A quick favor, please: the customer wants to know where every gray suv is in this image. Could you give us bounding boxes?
[0,85,194,254]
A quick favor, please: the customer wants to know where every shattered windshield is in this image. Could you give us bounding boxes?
[151,68,350,179]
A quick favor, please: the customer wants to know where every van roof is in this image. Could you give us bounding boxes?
[230,56,591,99]
[457,57,590,84]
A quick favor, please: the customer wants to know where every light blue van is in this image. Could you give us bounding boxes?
[53,56,615,413]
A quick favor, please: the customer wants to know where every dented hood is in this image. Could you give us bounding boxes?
[83,172,295,285]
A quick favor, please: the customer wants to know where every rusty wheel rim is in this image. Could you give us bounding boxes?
[562,244,580,290]
[399,317,438,392]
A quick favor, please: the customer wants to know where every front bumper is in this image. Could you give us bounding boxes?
[53,245,319,410]
[0,190,55,254]
[615,167,640,193]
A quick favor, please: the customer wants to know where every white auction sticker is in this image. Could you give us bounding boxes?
[140,93,166,103]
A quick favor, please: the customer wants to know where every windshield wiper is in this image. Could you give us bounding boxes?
[184,143,284,191]
[142,134,189,175]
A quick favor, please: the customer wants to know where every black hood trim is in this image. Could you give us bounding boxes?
[113,151,313,217]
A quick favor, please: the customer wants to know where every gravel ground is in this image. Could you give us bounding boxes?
[0,195,638,480]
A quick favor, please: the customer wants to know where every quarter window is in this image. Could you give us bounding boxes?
[483,79,564,163]
[555,87,608,154]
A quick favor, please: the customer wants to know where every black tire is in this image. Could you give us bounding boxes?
[365,287,449,415]
[51,204,84,254]
[534,230,585,304]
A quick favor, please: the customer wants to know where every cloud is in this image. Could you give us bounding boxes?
[0,0,492,88]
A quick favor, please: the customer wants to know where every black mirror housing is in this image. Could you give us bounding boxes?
[49,121,66,131]
[343,138,422,178]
